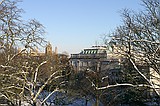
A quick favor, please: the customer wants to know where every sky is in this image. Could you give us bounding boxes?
[19,0,143,54]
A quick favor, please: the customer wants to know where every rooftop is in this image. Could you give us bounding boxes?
[80,46,107,55]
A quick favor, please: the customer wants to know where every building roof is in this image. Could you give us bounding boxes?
[80,46,107,55]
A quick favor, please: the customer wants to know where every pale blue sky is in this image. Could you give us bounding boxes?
[19,0,143,54]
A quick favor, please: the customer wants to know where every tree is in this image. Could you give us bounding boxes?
[0,0,71,106]
[106,0,160,104]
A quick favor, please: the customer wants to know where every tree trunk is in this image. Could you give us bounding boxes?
[95,96,99,106]
[85,97,88,106]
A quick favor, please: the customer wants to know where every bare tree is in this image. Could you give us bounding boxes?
[0,0,71,106]
[106,0,160,103]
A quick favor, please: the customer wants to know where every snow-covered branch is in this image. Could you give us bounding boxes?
[129,58,160,97]
[34,61,47,84]
[96,83,153,90]
[41,88,59,104]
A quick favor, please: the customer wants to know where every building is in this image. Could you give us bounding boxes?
[70,45,160,98]
[70,46,106,72]
[29,42,54,57]
[70,45,122,84]
[16,42,70,80]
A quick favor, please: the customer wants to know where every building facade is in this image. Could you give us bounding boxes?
[70,45,160,97]
[70,46,122,84]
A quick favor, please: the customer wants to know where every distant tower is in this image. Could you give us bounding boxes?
[45,42,52,56]
[55,46,58,54]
